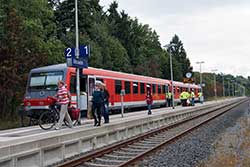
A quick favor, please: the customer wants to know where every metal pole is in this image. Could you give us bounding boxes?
[214,73,217,101]
[75,0,81,122]
[234,82,237,96]
[121,93,124,118]
[227,80,230,96]
[232,82,235,96]
[170,50,175,109]
[236,83,237,96]
[199,63,202,94]
[222,74,225,97]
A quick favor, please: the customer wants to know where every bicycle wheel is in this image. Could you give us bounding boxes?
[64,119,78,127]
[39,110,57,130]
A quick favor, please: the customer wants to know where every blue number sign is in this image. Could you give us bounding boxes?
[64,45,89,58]
[65,45,90,68]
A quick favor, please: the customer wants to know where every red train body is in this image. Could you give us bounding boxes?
[23,64,200,117]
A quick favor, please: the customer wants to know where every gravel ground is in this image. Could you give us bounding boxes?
[136,100,248,167]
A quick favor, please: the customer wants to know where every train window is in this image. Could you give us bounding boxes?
[29,71,63,91]
[125,81,131,94]
[133,82,138,94]
[146,84,151,92]
[70,76,87,94]
[140,83,145,94]
[166,85,169,92]
[96,78,104,83]
[157,85,161,94]
[115,80,122,94]
[88,78,95,96]
[162,85,166,94]
[152,84,156,94]
[70,77,76,93]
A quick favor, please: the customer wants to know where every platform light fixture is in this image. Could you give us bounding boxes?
[196,61,204,96]
[163,43,177,109]
[211,69,218,101]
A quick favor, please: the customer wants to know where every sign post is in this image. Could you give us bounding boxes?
[63,0,89,125]
[120,90,125,118]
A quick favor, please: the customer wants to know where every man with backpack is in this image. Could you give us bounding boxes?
[92,83,104,126]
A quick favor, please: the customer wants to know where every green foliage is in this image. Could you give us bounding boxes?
[167,34,192,80]
[0,0,64,118]
[1,0,249,128]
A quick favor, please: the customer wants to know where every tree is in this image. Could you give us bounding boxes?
[168,34,192,80]
[0,0,64,118]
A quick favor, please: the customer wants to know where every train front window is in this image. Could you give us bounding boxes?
[29,71,63,91]
[30,76,45,88]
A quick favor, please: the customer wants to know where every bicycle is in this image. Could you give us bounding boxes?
[39,96,79,130]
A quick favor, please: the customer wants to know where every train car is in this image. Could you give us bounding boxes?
[23,64,170,117]
[172,81,200,102]
[23,63,199,118]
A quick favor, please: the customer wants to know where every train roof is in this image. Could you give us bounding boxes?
[173,81,199,88]
[82,67,170,85]
[30,64,67,73]
[29,63,199,87]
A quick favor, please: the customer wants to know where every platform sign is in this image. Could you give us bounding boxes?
[71,55,88,68]
[79,45,89,57]
[64,45,90,59]
[65,47,75,58]
[183,78,194,83]
[65,45,90,68]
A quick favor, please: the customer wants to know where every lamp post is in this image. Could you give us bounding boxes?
[226,78,230,96]
[211,69,218,101]
[231,80,235,96]
[222,74,225,97]
[163,43,177,109]
[75,0,81,123]
[196,61,204,95]
[243,86,246,96]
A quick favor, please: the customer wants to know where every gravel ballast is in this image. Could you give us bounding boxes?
[137,100,248,167]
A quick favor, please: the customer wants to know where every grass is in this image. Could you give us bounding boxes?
[0,116,30,130]
[198,115,250,167]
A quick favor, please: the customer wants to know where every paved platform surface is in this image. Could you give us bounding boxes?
[0,99,227,145]
[0,98,245,167]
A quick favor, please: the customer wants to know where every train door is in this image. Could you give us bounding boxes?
[79,75,88,110]
[88,76,95,96]
[69,74,88,110]
[87,76,95,116]
[165,84,169,93]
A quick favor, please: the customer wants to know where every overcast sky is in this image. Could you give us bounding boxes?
[100,0,250,78]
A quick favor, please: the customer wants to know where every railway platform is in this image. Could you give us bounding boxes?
[0,98,245,167]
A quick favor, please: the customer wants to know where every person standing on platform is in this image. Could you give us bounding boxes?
[180,91,186,106]
[180,89,189,106]
[198,91,203,104]
[166,91,172,107]
[146,90,153,115]
[190,90,195,106]
[55,80,73,130]
[102,84,110,123]
[92,83,104,126]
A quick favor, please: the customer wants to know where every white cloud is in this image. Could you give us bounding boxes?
[100,0,250,77]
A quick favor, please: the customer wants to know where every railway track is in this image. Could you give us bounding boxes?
[58,99,246,167]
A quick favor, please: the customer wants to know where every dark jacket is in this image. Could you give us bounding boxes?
[103,89,110,104]
[146,94,153,105]
[92,90,104,105]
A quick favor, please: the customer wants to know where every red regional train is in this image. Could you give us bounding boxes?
[23,64,200,118]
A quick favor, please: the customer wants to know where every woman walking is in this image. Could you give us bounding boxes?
[55,80,73,130]
[146,90,153,115]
